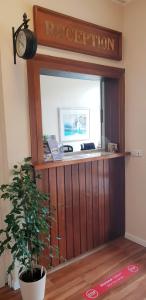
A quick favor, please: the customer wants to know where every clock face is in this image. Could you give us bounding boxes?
[16,30,27,57]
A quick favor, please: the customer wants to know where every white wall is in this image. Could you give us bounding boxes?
[40,75,101,151]
[0,0,124,287]
[124,0,146,244]
[0,53,9,288]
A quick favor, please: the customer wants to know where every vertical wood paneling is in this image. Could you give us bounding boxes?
[79,163,87,253]
[98,160,105,244]
[38,170,50,267]
[36,169,48,193]
[109,158,125,239]
[72,164,81,256]
[85,162,93,250]
[104,78,120,150]
[64,165,74,259]
[92,161,99,248]
[39,157,125,269]
[48,168,59,266]
[120,158,125,235]
[56,167,66,263]
[114,157,125,236]
[112,159,121,237]
[109,159,115,239]
[103,160,110,242]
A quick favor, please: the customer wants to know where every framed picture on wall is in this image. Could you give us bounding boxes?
[58,108,90,142]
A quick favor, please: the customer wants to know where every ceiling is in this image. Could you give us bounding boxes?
[112,0,134,5]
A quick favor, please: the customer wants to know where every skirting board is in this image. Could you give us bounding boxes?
[125,232,146,247]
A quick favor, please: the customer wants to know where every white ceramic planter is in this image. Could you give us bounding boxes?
[19,266,46,300]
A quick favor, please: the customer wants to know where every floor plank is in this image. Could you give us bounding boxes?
[1,238,146,300]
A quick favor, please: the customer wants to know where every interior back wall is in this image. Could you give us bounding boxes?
[40,75,101,151]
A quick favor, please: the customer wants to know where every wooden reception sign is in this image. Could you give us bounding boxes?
[33,6,122,61]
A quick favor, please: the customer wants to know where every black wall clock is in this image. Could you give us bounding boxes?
[16,29,37,59]
[12,13,37,64]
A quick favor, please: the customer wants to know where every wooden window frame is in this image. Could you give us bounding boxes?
[27,54,125,163]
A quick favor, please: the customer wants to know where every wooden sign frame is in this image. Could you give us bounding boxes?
[33,6,122,61]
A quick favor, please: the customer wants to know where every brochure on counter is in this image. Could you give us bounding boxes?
[47,135,64,161]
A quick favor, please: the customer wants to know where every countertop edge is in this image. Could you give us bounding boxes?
[34,152,130,170]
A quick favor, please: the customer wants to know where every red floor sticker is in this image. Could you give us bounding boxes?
[83,264,141,299]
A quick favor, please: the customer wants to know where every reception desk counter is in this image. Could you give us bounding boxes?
[35,152,129,267]
[35,151,129,170]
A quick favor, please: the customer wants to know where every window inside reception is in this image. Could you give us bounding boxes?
[40,71,103,158]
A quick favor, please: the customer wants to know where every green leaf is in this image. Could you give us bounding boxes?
[0,245,5,255]
[19,266,24,274]
[0,157,61,274]
[11,244,18,253]
[1,193,9,199]
[24,157,32,162]
[13,165,18,169]
[7,262,15,274]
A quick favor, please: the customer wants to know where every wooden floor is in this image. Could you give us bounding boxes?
[1,238,146,300]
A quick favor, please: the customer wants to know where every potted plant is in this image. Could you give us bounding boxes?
[0,157,58,300]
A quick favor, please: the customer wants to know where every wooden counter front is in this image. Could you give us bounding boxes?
[36,154,127,267]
